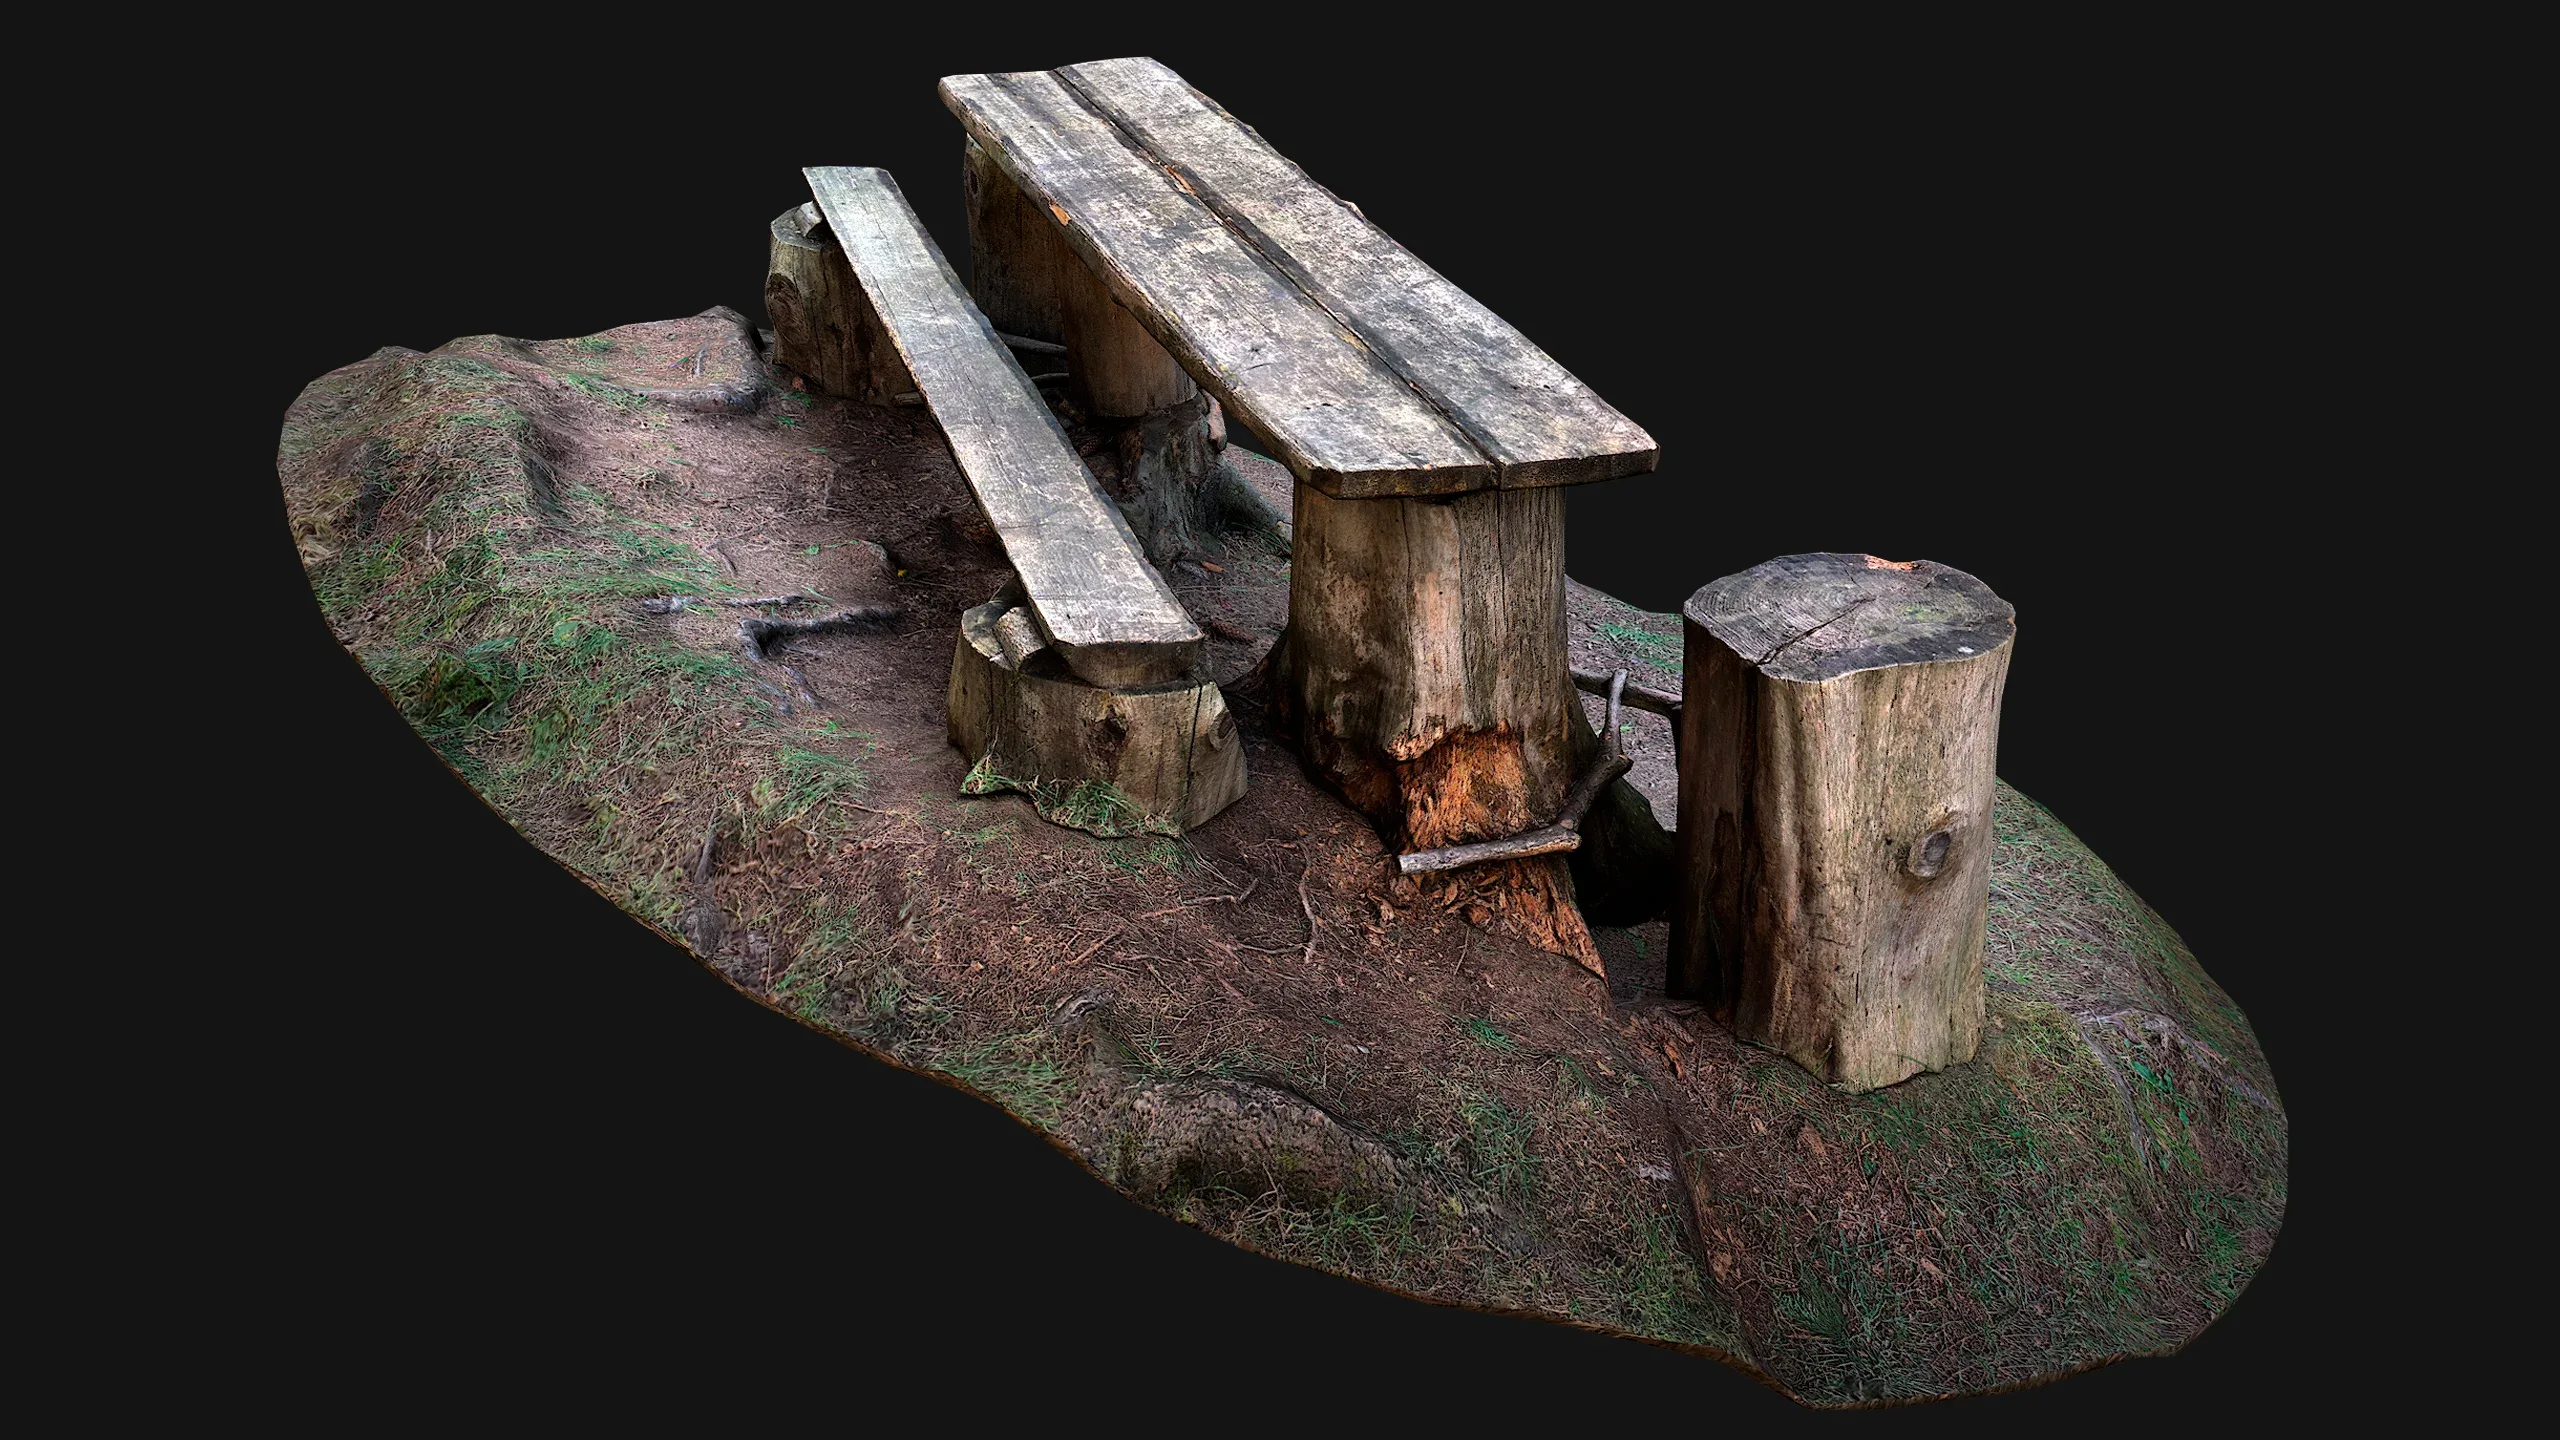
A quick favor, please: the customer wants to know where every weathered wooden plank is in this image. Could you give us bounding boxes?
[1056,57,1657,490]
[801,165,1200,688]
[938,69,1492,500]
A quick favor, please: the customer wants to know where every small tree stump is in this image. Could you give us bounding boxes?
[1670,553,2017,1091]
[948,595,1246,835]
[765,203,914,403]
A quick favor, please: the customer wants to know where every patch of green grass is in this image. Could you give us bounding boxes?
[752,744,872,834]
[571,335,616,354]
[939,1032,1074,1127]
[1600,619,1682,669]
[1456,1088,1540,1202]
[1553,1057,1601,1109]
[1463,1016,1518,1053]
[1107,834,1194,874]
[1240,1191,1420,1277]
[1614,1201,1734,1349]
[292,356,794,944]
[957,759,1178,840]
[1121,1030,1263,1082]
[559,372,654,413]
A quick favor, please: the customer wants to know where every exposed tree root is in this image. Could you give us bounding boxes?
[733,604,901,708]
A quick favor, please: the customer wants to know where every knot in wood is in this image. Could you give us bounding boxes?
[1906,827,1955,880]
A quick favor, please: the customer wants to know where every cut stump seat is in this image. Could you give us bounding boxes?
[1671,553,2018,1092]
[796,164,1242,833]
[941,59,1668,964]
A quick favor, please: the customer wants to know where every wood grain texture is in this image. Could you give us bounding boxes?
[802,165,1200,688]
[1058,245,1197,418]
[1057,57,1657,489]
[1670,553,2017,1092]
[1271,481,1610,970]
[963,136,1069,346]
[938,69,1491,499]
[1687,551,2018,684]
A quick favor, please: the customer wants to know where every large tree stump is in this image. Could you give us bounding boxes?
[764,203,914,403]
[1670,553,2017,1092]
[1269,481,1676,973]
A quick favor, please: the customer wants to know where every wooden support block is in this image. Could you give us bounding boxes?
[764,203,914,403]
[1061,252,1198,419]
[963,135,1070,346]
[1670,553,2018,1092]
[948,600,1247,835]
[1270,478,1620,971]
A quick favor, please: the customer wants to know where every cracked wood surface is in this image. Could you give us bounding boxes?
[1683,551,2016,685]
[1057,57,1657,491]
[939,69,1483,499]
[802,164,1200,688]
[941,61,1652,499]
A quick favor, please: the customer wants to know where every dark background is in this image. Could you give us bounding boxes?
[207,23,2380,1426]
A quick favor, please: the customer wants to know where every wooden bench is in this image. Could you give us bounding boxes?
[794,165,1244,832]
[941,60,1664,965]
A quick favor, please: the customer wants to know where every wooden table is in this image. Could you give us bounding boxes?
[942,58,1662,967]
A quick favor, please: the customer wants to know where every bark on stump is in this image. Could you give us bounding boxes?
[1670,553,2017,1092]
[765,202,915,403]
[1269,481,1669,973]
[949,595,1247,836]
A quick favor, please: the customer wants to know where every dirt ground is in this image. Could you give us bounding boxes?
[278,311,2287,1406]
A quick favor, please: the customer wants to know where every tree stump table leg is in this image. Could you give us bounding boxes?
[1268,480,1667,974]
[962,135,1069,346]
[1670,552,2018,1091]
[1053,248,1242,566]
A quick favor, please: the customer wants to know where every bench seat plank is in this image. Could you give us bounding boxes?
[802,165,1200,688]
[938,70,1493,500]
[1057,57,1657,491]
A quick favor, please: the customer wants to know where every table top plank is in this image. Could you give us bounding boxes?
[938,69,1493,500]
[802,164,1200,687]
[1056,57,1656,490]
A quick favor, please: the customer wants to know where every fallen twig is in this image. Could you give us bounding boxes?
[1136,875,1261,919]
[1299,869,1320,966]
[641,592,828,615]
[1072,926,1127,967]
[1397,672,1632,875]
[692,817,720,886]
[732,605,903,708]
[1571,665,1681,720]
